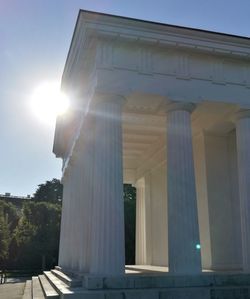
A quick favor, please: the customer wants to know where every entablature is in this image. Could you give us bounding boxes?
[55,10,250,177]
[62,10,250,95]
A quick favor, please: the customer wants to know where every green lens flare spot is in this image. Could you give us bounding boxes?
[196,244,201,250]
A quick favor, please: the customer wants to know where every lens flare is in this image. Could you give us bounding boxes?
[30,81,69,125]
[196,244,201,250]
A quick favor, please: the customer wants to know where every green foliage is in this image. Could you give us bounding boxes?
[0,179,62,271]
[33,178,63,202]
[124,184,136,202]
[0,206,10,266]
[124,184,136,265]
[13,201,61,270]
[0,200,20,269]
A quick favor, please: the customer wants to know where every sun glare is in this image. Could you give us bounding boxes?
[30,82,69,125]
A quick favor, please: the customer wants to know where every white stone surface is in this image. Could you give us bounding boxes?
[90,96,125,275]
[57,176,67,268]
[166,103,201,273]
[135,178,147,265]
[58,170,72,269]
[73,116,95,273]
[69,160,80,270]
[150,164,168,266]
[236,112,250,271]
[204,132,242,270]
[135,174,152,265]
[193,133,212,270]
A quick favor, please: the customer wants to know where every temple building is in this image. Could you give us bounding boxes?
[53,10,250,276]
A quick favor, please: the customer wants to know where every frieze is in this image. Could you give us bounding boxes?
[139,48,153,75]
[245,65,250,88]
[97,40,113,69]
[211,58,225,85]
[176,54,190,80]
[95,41,249,88]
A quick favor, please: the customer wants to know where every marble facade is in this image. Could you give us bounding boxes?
[53,10,250,277]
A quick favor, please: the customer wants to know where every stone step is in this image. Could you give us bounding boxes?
[84,272,250,290]
[210,286,250,299]
[30,284,250,299]
[43,271,75,296]
[32,276,45,299]
[22,280,32,299]
[38,274,59,299]
[54,266,62,272]
[40,270,250,298]
[43,271,121,299]
[51,269,82,287]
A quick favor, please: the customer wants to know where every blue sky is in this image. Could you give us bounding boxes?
[0,0,249,196]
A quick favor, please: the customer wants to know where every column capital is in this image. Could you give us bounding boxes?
[235,109,250,121]
[93,92,126,106]
[164,101,196,114]
[135,177,145,188]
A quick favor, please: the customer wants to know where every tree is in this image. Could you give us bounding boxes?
[124,184,136,202]
[0,200,19,269]
[13,201,61,270]
[124,184,136,265]
[33,178,63,202]
[0,179,63,271]
[0,206,9,268]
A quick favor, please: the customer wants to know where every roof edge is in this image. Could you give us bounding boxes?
[79,9,250,41]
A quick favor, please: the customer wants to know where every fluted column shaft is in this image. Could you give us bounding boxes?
[90,96,125,275]
[78,117,94,272]
[59,117,95,273]
[136,178,147,265]
[166,103,201,274]
[70,161,80,270]
[135,174,152,265]
[58,166,74,269]
[58,173,70,268]
[236,112,250,271]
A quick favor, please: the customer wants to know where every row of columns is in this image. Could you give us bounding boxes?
[58,93,250,275]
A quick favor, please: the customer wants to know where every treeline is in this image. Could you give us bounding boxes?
[0,180,136,272]
[0,200,61,271]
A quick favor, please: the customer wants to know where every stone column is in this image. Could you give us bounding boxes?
[69,160,80,270]
[166,102,201,274]
[72,142,86,272]
[135,174,152,265]
[58,172,70,268]
[136,178,147,265]
[235,110,250,271]
[78,116,94,273]
[90,94,125,276]
[58,165,74,270]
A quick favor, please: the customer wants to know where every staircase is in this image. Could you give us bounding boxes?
[22,269,250,299]
[22,269,75,299]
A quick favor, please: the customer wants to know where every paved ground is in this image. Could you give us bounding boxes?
[0,282,25,299]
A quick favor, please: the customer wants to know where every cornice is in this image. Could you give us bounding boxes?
[62,10,250,89]
[81,10,250,57]
[79,9,250,43]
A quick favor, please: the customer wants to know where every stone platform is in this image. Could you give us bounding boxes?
[22,266,250,299]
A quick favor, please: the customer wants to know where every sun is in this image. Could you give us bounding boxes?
[30,81,69,125]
